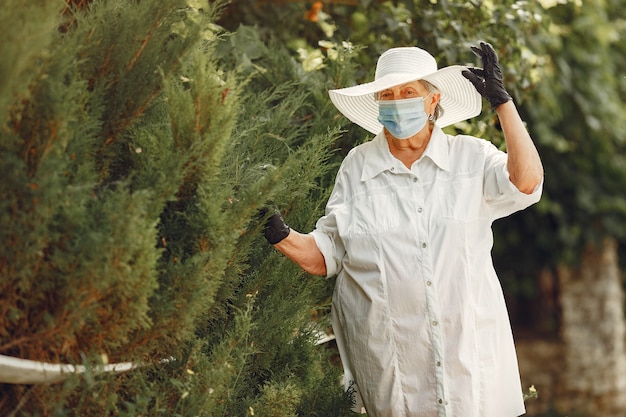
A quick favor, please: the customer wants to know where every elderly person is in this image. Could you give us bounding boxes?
[263,42,543,417]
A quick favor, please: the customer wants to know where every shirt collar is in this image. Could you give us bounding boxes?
[423,126,450,172]
[361,127,450,181]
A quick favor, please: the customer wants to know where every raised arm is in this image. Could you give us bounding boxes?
[496,101,543,194]
[463,41,543,194]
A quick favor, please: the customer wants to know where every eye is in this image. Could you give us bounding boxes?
[378,90,393,100]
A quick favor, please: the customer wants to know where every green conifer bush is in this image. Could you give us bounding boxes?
[1,0,357,415]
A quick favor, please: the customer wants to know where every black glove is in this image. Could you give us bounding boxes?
[260,208,290,245]
[462,42,512,110]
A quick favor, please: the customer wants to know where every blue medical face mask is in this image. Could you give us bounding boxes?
[377,96,429,139]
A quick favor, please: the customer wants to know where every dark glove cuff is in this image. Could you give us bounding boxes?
[264,213,291,245]
[487,91,513,110]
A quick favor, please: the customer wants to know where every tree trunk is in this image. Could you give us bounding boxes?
[557,237,626,416]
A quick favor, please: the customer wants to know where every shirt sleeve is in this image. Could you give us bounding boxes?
[483,142,543,221]
[309,163,349,278]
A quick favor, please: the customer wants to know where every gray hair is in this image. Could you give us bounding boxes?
[420,80,444,125]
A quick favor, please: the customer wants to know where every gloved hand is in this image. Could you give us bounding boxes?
[259,207,290,245]
[462,42,512,110]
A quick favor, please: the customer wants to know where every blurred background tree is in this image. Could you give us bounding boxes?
[492,0,626,330]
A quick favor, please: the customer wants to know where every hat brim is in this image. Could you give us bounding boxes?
[328,65,482,134]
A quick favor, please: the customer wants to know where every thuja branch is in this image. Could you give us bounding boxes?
[126,18,160,73]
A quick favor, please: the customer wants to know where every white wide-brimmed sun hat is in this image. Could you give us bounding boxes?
[328,47,482,133]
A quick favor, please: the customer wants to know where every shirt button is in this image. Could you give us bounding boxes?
[426,280,432,286]
[432,320,438,326]
[438,399,443,404]
[390,167,395,172]
[436,361,442,367]
[417,207,423,213]
[422,242,427,248]
[412,177,418,183]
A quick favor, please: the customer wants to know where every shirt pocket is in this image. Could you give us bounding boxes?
[347,191,399,236]
[437,176,482,222]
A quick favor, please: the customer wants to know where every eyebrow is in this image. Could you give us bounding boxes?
[381,85,418,93]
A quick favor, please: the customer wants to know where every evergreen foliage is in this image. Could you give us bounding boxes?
[1,0,355,415]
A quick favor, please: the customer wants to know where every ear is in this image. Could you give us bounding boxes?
[428,93,441,113]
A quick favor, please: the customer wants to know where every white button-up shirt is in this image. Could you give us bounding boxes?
[311,127,542,417]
